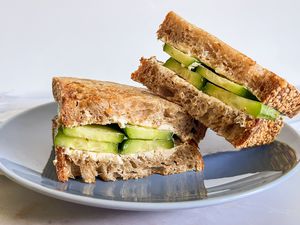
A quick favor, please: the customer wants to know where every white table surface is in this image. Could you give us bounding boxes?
[1,1,300,224]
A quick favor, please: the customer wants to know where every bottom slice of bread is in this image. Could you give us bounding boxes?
[54,142,204,183]
[131,57,284,148]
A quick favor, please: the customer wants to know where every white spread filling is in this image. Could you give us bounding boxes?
[115,117,176,135]
[117,117,128,128]
[63,147,177,162]
[157,124,175,133]
[110,116,128,128]
[187,61,201,70]
[64,148,123,163]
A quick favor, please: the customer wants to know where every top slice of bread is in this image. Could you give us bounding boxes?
[52,77,206,143]
[157,11,300,117]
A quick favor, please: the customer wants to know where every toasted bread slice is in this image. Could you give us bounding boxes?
[53,77,206,143]
[157,11,300,117]
[131,57,283,148]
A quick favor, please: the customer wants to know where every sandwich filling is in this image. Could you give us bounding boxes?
[54,124,175,155]
[162,44,280,120]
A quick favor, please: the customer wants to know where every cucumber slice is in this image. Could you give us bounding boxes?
[120,139,174,155]
[63,125,124,143]
[163,44,200,68]
[124,125,173,140]
[196,66,256,99]
[164,58,205,89]
[55,130,118,153]
[203,83,279,120]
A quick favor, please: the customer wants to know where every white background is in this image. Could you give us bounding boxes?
[1,1,300,225]
[0,0,300,96]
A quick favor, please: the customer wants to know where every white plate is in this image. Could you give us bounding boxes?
[0,103,299,211]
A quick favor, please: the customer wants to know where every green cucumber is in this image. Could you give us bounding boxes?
[124,125,173,140]
[203,83,279,120]
[164,58,204,89]
[120,139,174,155]
[55,130,118,153]
[163,44,199,68]
[63,125,124,143]
[196,66,256,99]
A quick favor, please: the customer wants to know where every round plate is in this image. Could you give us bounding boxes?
[0,103,299,211]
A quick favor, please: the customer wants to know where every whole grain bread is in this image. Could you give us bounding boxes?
[157,11,300,117]
[52,77,206,182]
[54,141,204,183]
[131,57,283,148]
[52,77,206,143]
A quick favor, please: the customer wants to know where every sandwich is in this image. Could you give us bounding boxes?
[52,77,206,183]
[132,11,300,148]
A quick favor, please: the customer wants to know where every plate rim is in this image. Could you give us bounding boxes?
[0,102,299,211]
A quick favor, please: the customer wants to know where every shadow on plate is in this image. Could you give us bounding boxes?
[1,140,296,202]
[204,141,297,179]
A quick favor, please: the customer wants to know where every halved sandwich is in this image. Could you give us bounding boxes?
[52,77,206,183]
[132,11,300,148]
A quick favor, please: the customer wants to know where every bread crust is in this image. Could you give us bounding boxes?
[157,11,300,117]
[52,77,206,143]
[54,142,204,183]
[131,57,283,148]
[54,146,73,182]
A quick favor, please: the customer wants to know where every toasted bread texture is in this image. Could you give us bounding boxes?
[52,77,206,182]
[54,141,204,183]
[157,11,300,117]
[52,77,206,143]
[131,57,283,148]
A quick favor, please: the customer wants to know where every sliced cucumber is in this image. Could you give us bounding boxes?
[163,44,199,68]
[124,125,173,140]
[63,125,124,143]
[203,83,279,120]
[164,58,205,89]
[55,130,118,153]
[120,139,174,155]
[196,66,256,99]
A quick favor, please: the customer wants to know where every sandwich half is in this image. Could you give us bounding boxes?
[52,77,206,183]
[131,11,300,148]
